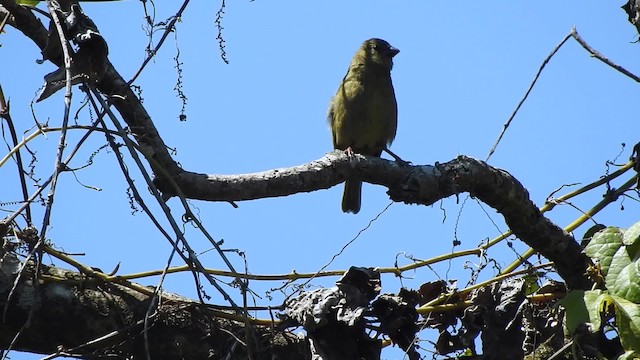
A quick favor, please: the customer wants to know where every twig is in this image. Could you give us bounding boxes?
[0,10,9,33]
[487,27,640,161]
[1,316,32,360]
[486,32,573,161]
[89,87,244,311]
[283,202,394,305]
[40,316,156,360]
[2,123,110,323]
[2,0,76,328]
[128,0,191,85]
[82,93,179,360]
[418,262,554,311]
[0,85,32,223]
[40,0,74,241]
[571,27,640,82]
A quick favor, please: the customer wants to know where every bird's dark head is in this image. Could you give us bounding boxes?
[360,38,399,70]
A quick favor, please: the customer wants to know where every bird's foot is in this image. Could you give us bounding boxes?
[345,147,355,158]
[384,148,411,166]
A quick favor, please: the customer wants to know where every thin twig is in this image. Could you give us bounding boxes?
[128,0,191,85]
[1,315,32,360]
[418,262,554,311]
[2,0,76,328]
[40,316,156,360]
[242,259,255,359]
[570,27,640,82]
[487,27,640,161]
[81,93,180,360]
[85,92,210,305]
[2,123,109,324]
[89,87,243,311]
[40,0,74,241]
[486,31,573,161]
[0,10,9,33]
[283,202,394,305]
[0,85,32,223]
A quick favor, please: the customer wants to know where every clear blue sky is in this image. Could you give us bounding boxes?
[2,1,639,358]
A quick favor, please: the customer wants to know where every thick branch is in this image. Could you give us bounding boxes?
[163,153,591,290]
[433,156,593,290]
[159,151,439,202]
[0,262,307,359]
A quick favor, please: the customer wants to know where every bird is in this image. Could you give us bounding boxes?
[328,38,399,214]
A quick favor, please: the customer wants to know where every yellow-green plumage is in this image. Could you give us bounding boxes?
[328,38,399,214]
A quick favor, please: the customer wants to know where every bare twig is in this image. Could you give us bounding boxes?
[39,0,74,241]
[570,27,640,82]
[89,87,245,311]
[2,123,111,324]
[40,316,156,360]
[0,85,32,223]
[80,92,183,360]
[128,0,191,85]
[2,0,76,335]
[486,27,640,162]
[0,9,9,33]
[486,32,573,161]
[283,202,394,305]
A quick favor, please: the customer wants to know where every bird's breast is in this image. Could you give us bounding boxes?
[332,75,396,154]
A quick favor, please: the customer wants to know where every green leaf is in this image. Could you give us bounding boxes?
[623,221,640,246]
[581,223,607,248]
[561,289,609,334]
[585,226,624,277]
[606,235,640,304]
[611,295,640,355]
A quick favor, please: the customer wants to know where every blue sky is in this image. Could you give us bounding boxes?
[2,1,640,359]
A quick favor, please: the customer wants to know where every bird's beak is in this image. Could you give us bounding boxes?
[389,46,400,57]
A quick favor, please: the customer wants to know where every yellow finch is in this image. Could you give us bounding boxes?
[328,38,399,214]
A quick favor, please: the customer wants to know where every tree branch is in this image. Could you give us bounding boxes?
[0,262,307,359]
[164,152,591,290]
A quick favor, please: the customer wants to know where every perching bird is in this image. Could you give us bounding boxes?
[328,38,399,214]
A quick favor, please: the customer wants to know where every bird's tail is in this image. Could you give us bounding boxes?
[342,180,362,214]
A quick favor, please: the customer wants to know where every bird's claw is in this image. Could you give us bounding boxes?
[345,147,355,158]
[384,148,411,166]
